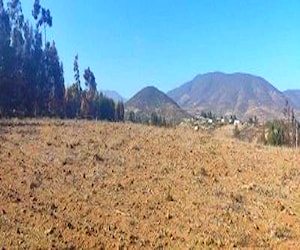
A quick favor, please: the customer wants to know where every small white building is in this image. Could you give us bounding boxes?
[233,120,240,126]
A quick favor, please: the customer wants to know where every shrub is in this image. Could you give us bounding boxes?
[266,120,287,146]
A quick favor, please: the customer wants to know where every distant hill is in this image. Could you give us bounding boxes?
[126,86,190,124]
[168,72,287,121]
[102,90,126,103]
[284,89,300,119]
[284,90,300,109]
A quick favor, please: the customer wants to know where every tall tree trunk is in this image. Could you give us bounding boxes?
[44,24,46,46]
[296,123,299,149]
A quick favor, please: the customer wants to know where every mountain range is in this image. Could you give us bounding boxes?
[121,72,299,122]
[167,72,298,121]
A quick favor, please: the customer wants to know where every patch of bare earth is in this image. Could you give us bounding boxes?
[0,119,299,249]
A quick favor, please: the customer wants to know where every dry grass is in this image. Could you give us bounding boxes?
[0,119,299,249]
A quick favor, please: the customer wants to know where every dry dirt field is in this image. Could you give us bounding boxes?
[0,119,299,249]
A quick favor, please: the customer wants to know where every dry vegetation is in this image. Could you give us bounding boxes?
[0,119,299,249]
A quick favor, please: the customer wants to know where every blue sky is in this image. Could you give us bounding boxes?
[20,0,300,98]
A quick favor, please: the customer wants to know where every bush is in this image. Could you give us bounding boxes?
[266,120,287,146]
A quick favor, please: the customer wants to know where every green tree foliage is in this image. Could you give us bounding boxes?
[0,0,64,117]
[263,101,300,148]
[83,67,96,94]
[266,120,285,146]
[150,112,167,127]
[264,101,300,148]
[115,101,124,122]
[128,111,135,122]
[32,0,52,45]
[150,112,159,126]
[65,55,82,118]
[81,67,97,118]
[248,116,258,126]
[126,111,167,127]
[73,54,81,91]
[96,94,115,121]
[65,83,81,118]
[200,111,214,119]
[44,42,65,117]
[64,57,124,122]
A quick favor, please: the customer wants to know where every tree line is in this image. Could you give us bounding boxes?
[127,111,168,127]
[0,0,124,121]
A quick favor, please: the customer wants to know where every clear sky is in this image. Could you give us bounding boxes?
[20,0,300,99]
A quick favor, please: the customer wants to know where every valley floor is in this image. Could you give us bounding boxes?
[0,119,299,249]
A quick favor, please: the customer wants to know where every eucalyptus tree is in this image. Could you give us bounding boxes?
[81,67,96,117]
[32,0,52,46]
[43,41,65,116]
[65,55,82,118]
[0,0,13,115]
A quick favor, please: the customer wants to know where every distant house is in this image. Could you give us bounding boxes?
[234,120,240,126]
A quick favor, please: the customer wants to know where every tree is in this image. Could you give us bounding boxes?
[0,1,11,47]
[282,100,299,148]
[296,121,299,149]
[44,41,65,116]
[266,121,285,146]
[0,0,26,116]
[81,67,96,117]
[283,99,291,121]
[0,1,12,115]
[161,117,167,127]
[83,67,96,93]
[0,0,65,117]
[150,112,166,126]
[207,111,213,119]
[31,29,44,116]
[248,116,258,126]
[65,84,80,118]
[0,0,125,122]
[128,111,135,122]
[32,0,52,45]
[22,20,38,115]
[65,55,82,118]
[80,91,90,118]
[96,95,115,121]
[115,101,124,122]
[73,54,81,92]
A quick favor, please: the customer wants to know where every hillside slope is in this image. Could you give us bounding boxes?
[102,90,127,103]
[168,72,286,120]
[284,90,300,109]
[126,86,190,124]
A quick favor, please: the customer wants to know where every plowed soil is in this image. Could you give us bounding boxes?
[0,119,299,249]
